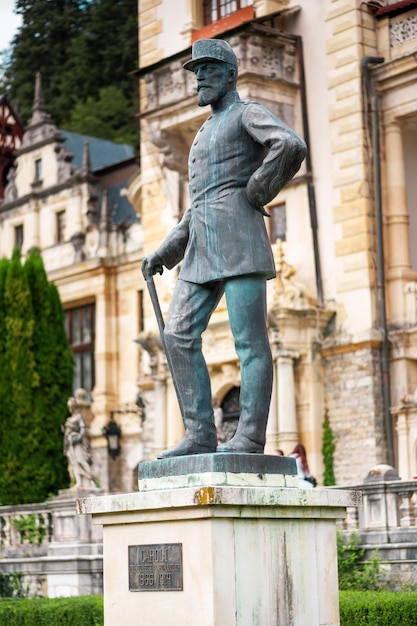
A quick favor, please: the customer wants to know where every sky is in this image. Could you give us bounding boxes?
[0,0,21,58]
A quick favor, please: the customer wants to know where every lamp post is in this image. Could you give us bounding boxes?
[103,414,122,460]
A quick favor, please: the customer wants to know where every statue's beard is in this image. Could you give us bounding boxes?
[197,87,218,107]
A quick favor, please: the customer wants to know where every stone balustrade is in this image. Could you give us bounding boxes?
[0,491,103,597]
[343,479,417,535]
[339,467,417,587]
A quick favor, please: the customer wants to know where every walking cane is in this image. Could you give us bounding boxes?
[145,274,185,419]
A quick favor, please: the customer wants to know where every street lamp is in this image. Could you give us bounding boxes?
[103,415,122,460]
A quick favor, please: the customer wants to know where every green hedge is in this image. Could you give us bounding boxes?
[0,595,103,625]
[4,591,417,625]
[340,591,417,625]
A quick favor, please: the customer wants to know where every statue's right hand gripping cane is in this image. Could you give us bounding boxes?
[142,258,185,419]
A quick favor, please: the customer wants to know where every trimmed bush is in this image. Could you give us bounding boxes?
[0,595,103,625]
[340,591,417,625]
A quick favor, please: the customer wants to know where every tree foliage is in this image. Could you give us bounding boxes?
[322,412,336,486]
[65,85,137,144]
[0,0,138,144]
[0,249,72,505]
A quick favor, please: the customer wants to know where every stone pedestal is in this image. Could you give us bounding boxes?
[77,454,360,626]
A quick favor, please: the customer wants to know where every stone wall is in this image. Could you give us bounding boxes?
[323,341,386,484]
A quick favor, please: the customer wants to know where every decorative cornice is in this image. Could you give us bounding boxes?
[321,339,381,357]
[139,28,298,118]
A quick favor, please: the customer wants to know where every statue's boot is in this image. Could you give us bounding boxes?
[217,432,264,454]
[157,436,217,459]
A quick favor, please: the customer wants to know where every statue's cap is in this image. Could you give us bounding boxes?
[183,39,237,72]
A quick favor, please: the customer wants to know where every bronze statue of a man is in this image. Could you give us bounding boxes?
[142,39,306,459]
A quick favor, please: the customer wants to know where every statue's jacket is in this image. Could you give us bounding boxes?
[156,98,307,284]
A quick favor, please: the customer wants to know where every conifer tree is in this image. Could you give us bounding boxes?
[0,248,38,504]
[322,413,336,486]
[24,249,72,497]
[0,258,10,498]
[0,250,72,505]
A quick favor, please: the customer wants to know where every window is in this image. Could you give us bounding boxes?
[203,0,253,24]
[270,203,287,243]
[56,210,66,243]
[65,303,96,396]
[138,290,144,334]
[14,224,23,250]
[34,158,42,182]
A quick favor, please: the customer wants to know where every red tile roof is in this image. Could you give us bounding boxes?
[373,0,417,17]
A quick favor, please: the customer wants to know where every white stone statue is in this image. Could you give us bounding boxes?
[63,396,96,489]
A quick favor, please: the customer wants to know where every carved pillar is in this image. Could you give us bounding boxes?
[276,349,299,453]
[394,409,410,480]
[385,120,412,323]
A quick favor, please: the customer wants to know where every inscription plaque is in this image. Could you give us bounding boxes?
[128,543,183,592]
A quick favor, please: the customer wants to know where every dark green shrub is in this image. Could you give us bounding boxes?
[0,575,14,599]
[340,590,417,625]
[0,573,28,599]
[0,595,103,625]
[337,532,386,591]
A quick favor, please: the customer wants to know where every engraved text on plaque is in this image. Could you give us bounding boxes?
[128,543,183,591]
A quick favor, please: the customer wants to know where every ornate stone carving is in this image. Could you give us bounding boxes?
[400,387,417,405]
[390,15,417,47]
[56,143,76,183]
[271,239,308,309]
[149,124,189,175]
[4,166,17,201]
[235,33,296,81]
[141,30,298,115]
[135,332,164,375]
[144,60,196,112]
[70,231,86,262]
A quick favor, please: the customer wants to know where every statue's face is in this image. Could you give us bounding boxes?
[193,61,235,107]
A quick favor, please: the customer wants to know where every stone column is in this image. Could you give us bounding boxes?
[385,120,412,324]
[92,273,119,430]
[276,349,299,454]
[394,410,410,480]
[166,379,184,450]
[152,373,167,458]
[265,360,279,453]
[181,0,202,44]
[265,333,279,453]
[25,199,40,251]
